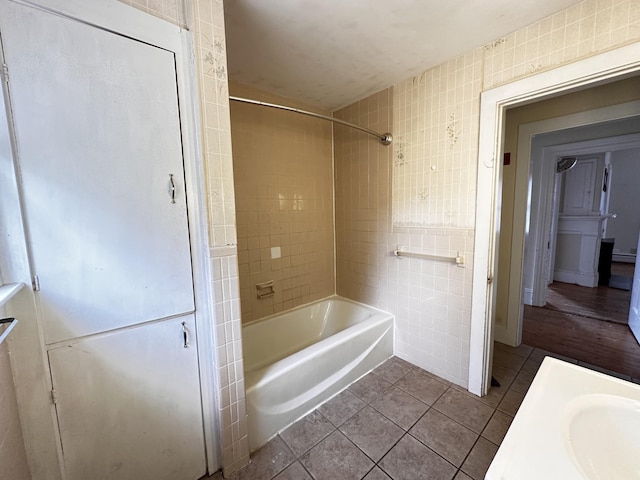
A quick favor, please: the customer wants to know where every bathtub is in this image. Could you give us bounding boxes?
[242,295,394,450]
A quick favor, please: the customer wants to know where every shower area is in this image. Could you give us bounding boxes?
[229,82,396,449]
[230,83,393,320]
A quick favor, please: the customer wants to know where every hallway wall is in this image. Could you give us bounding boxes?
[608,147,640,255]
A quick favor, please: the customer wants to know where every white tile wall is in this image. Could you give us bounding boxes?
[191,1,248,475]
[338,0,640,389]
[393,49,483,229]
[118,0,187,28]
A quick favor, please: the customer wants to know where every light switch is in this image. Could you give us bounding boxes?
[271,246,281,259]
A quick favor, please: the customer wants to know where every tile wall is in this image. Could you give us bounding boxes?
[335,90,475,387]
[188,0,249,474]
[337,0,640,388]
[118,0,248,475]
[117,0,187,28]
[230,83,335,323]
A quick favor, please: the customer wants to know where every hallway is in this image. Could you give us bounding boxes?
[521,262,640,379]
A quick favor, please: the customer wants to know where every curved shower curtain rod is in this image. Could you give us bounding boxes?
[229,95,393,145]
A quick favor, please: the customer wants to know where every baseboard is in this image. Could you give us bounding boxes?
[523,288,534,305]
[553,270,598,287]
[612,253,636,263]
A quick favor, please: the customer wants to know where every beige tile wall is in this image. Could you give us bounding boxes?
[338,0,640,387]
[230,84,335,323]
[118,0,187,28]
[335,89,474,385]
[0,332,31,480]
[393,50,483,229]
[118,0,248,475]
[190,0,248,474]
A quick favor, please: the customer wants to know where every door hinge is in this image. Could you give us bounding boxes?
[1,64,8,85]
[32,274,40,291]
[51,388,58,405]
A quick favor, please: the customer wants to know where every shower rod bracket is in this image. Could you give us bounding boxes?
[229,95,393,145]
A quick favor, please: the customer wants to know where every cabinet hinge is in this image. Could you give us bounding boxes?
[51,388,58,405]
[32,274,40,291]
[1,64,8,85]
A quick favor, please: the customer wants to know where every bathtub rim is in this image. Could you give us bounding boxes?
[241,294,391,329]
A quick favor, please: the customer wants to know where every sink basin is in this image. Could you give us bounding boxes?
[486,358,640,480]
[564,394,640,480]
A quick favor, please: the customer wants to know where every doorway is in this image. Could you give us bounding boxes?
[469,40,640,396]
[494,98,640,382]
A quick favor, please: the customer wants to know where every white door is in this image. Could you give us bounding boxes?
[0,2,206,479]
[2,2,195,345]
[629,233,640,344]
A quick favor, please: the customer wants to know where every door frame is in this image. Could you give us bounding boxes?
[0,0,220,477]
[492,103,640,348]
[469,40,640,396]
[532,136,640,303]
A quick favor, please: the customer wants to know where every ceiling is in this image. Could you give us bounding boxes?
[224,0,581,111]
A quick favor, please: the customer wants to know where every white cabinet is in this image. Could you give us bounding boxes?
[561,158,598,215]
[554,155,607,287]
[48,316,205,480]
[0,2,207,479]
[554,216,606,287]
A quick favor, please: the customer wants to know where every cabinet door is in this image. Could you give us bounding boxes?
[561,158,597,215]
[0,2,207,479]
[48,316,206,480]
[1,0,195,344]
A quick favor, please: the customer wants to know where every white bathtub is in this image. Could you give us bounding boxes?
[242,295,393,450]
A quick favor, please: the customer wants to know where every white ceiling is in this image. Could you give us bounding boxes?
[224,0,581,111]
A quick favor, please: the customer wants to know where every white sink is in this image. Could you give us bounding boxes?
[564,394,640,480]
[486,358,640,480]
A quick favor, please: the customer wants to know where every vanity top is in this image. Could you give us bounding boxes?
[485,357,640,480]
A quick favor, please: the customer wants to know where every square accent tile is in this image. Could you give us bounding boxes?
[228,436,294,480]
[481,411,513,446]
[363,466,392,479]
[497,389,525,417]
[433,389,494,434]
[395,369,449,405]
[373,356,414,383]
[300,430,374,480]
[279,410,335,456]
[339,406,404,462]
[410,408,478,467]
[379,434,457,480]
[509,371,535,394]
[318,389,366,427]
[460,437,499,480]
[454,471,473,480]
[273,461,312,480]
[370,386,429,430]
[349,372,392,403]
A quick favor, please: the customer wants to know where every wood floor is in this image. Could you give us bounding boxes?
[520,262,640,379]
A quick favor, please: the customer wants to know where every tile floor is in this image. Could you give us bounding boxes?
[210,343,636,480]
